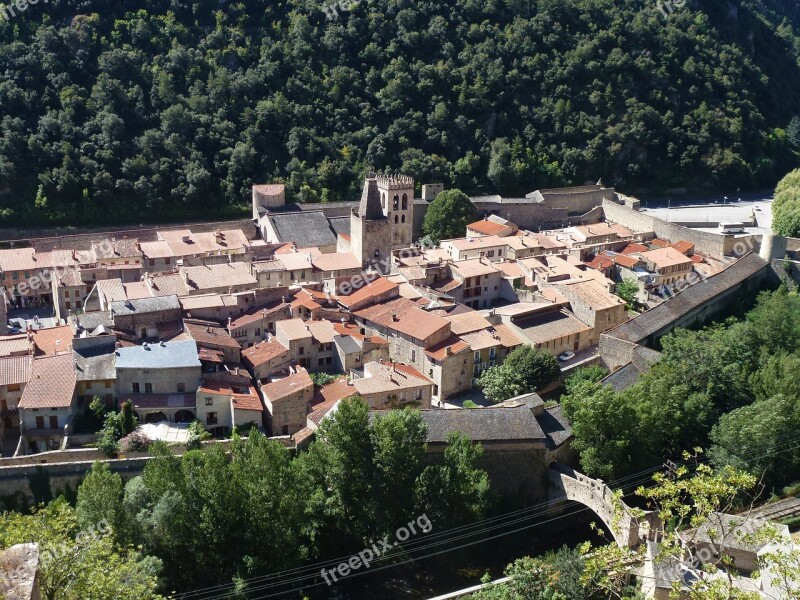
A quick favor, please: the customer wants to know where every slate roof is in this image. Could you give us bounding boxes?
[73,337,117,381]
[602,363,643,392]
[267,211,338,248]
[357,178,385,220]
[538,405,573,449]
[18,354,76,409]
[328,216,351,238]
[115,339,201,370]
[608,254,769,344]
[395,402,548,443]
[110,295,181,316]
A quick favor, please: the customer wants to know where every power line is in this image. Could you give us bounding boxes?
[178,431,800,599]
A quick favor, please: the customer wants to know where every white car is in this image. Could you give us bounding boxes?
[557,351,575,362]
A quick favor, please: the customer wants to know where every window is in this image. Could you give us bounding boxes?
[177,383,185,393]
[49,416,58,429]
[299,270,305,279]
[144,383,153,393]
[132,383,140,393]
[207,412,218,425]
[410,349,416,362]
[402,194,408,210]
[487,250,495,257]
[395,215,399,224]
[205,397,213,406]
[65,302,71,310]
[498,250,502,256]
[74,290,80,297]
[474,351,480,364]
[355,354,361,363]
[393,195,399,210]
[35,416,44,428]
[298,347,305,355]
[7,384,20,392]
[76,301,82,308]
[149,259,155,266]
[326,356,332,365]
[318,358,324,366]
[63,291,70,299]
[282,425,289,435]
[401,215,406,223]
[104,381,112,388]
[255,328,260,336]
[165,257,171,264]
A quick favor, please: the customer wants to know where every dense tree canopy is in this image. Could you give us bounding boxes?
[563,288,800,485]
[66,398,490,594]
[0,0,799,226]
[773,168,800,237]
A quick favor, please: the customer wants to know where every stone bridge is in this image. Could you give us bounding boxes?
[548,463,661,548]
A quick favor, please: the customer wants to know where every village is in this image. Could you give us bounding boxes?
[0,174,770,459]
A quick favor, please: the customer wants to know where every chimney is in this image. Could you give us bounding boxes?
[445,345,452,356]
[391,313,399,322]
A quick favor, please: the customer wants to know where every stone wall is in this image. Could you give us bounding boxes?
[601,200,751,257]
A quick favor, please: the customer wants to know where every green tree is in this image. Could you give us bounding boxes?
[416,432,490,529]
[0,499,165,600]
[772,169,800,237]
[422,188,478,242]
[788,116,800,149]
[75,462,124,536]
[479,346,561,403]
[614,278,639,308]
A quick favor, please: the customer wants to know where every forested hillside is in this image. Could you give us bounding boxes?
[1,0,799,226]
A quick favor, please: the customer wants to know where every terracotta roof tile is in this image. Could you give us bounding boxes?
[31,326,73,356]
[242,339,290,368]
[18,354,76,409]
[261,370,313,402]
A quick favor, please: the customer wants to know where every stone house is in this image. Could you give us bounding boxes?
[242,340,292,383]
[274,318,337,373]
[110,295,182,341]
[184,319,242,365]
[227,301,292,348]
[0,355,32,445]
[374,393,573,503]
[139,241,176,274]
[196,379,264,436]
[115,339,202,424]
[72,336,117,407]
[349,361,433,410]
[18,354,77,454]
[440,236,509,262]
[260,368,314,436]
[449,258,503,309]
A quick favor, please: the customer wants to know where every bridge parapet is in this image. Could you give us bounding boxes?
[548,463,661,548]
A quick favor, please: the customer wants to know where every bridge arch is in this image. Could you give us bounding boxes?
[547,463,660,548]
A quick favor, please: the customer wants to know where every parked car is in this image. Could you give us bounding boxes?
[557,351,576,362]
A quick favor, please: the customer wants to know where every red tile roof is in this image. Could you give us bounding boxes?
[18,354,76,409]
[620,243,649,255]
[337,277,399,310]
[261,370,313,402]
[242,339,290,368]
[670,241,695,255]
[467,220,512,236]
[185,320,241,349]
[198,379,263,412]
[31,326,73,356]
[424,335,470,361]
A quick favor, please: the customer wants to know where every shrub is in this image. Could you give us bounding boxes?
[119,432,151,454]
